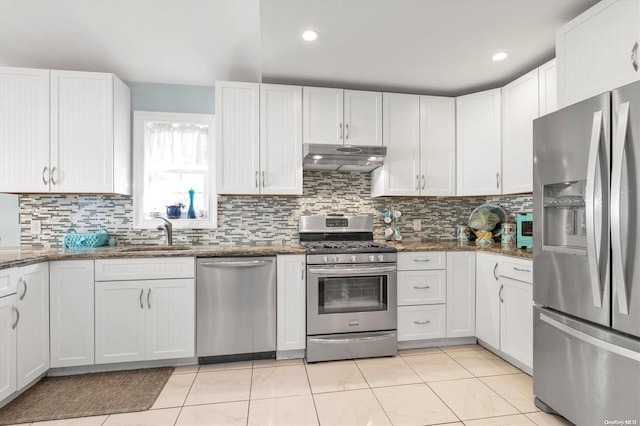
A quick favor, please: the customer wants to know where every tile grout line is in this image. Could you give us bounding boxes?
[302,360,322,425]
[245,361,255,426]
[173,366,199,426]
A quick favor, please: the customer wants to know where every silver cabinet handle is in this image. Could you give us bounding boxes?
[413,285,431,289]
[345,123,349,140]
[51,166,57,185]
[300,262,305,280]
[632,42,638,71]
[496,172,500,189]
[147,288,151,309]
[415,174,420,190]
[139,288,144,309]
[413,258,431,262]
[493,263,499,280]
[339,123,343,140]
[11,306,19,329]
[612,101,630,315]
[513,266,531,273]
[499,284,504,303]
[413,320,431,325]
[255,171,259,188]
[42,166,49,185]
[19,277,27,301]
[422,174,425,190]
[585,110,606,309]
[261,171,265,188]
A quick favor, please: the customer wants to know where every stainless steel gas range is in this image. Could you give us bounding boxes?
[299,215,398,362]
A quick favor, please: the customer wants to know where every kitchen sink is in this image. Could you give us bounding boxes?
[118,245,192,252]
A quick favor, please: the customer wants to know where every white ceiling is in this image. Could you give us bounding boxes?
[0,0,599,96]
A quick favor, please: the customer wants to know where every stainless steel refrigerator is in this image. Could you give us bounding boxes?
[533,81,640,425]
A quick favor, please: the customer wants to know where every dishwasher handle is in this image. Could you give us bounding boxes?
[200,259,274,268]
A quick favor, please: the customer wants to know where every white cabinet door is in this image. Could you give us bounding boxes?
[49,260,95,368]
[475,252,501,349]
[446,252,475,338]
[371,93,420,196]
[343,90,382,146]
[50,70,114,193]
[456,89,502,195]
[146,279,195,360]
[398,305,446,341]
[216,81,260,194]
[303,87,343,145]
[538,59,557,116]
[276,255,306,352]
[500,277,533,369]
[557,0,640,108]
[16,263,49,389]
[420,96,456,196]
[502,69,539,194]
[0,293,17,402]
[0,67,50,193]
[95,281,146,364]
[260,84,303,195]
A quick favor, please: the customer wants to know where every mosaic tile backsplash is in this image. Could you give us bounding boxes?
[19,171,532,247]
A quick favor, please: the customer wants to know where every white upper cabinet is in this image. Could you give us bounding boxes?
[216,81,302,195]
[343,90,383,146]
[501,69,539,194]
[303,87,382,146]
[538,59,558,116]
[0,67,131,194]
[260,84,303,195]
[0,67,50,193]
[216,81,260,194]
[456,88,502,196]
[420,96,456,196]
[371,93,420,196]
[557,0,640,108]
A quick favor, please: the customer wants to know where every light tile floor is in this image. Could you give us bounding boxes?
[17,344,574,426]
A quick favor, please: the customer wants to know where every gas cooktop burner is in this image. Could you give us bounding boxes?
[301,240,396,254]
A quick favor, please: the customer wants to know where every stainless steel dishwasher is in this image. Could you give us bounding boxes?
[196,257,276,363]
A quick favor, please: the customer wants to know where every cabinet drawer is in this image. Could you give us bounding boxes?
[398,252,445,271]
[0,267,17,298]
[398,305,446,341]
[500,257,533,283]
[95,257,195,281]
[398,270,446,305]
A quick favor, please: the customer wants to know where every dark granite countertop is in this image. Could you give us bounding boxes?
[0,239,531,270]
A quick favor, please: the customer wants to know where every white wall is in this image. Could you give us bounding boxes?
[0,194,19,247]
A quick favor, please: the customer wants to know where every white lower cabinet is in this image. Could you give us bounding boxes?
[50,260,95,368]
[276,255,306,353]
[16,263,49,389]
[0,275,17,402]
[94,258,195,364]
[446,252,476,338]
[397,252,447,341]
[475,253,533,371]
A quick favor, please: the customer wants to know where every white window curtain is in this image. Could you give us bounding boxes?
[144,122,209,167]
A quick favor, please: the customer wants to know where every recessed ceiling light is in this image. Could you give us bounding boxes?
[302,30,318,41]
[492,52,508,61]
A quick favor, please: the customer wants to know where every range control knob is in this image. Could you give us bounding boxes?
[377,255,384,262]
[351,255,358,262]
[331,256,339,263]
[368,255,376,262]
[322,256,329,263]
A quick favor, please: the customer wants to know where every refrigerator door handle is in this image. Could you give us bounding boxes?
[611,101,631,315]
[585,110,604,309]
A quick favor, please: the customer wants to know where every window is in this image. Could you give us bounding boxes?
[133,111,216,229]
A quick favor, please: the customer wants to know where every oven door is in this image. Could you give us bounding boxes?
[307,263,397,335]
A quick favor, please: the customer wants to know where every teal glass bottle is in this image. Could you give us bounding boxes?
[188,188,196,219]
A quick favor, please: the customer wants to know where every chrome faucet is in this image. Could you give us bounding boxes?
[157,217,173,246]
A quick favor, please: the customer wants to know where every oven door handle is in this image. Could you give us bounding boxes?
[308,265,397,275]
[308,334,395,344]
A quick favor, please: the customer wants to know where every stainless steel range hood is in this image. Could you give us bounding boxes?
[303,144,386,172]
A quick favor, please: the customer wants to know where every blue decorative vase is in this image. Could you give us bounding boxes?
[188,189,196,219]
[166,205,182,219]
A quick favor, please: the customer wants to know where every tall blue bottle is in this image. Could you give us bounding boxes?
[187,188,196,219]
